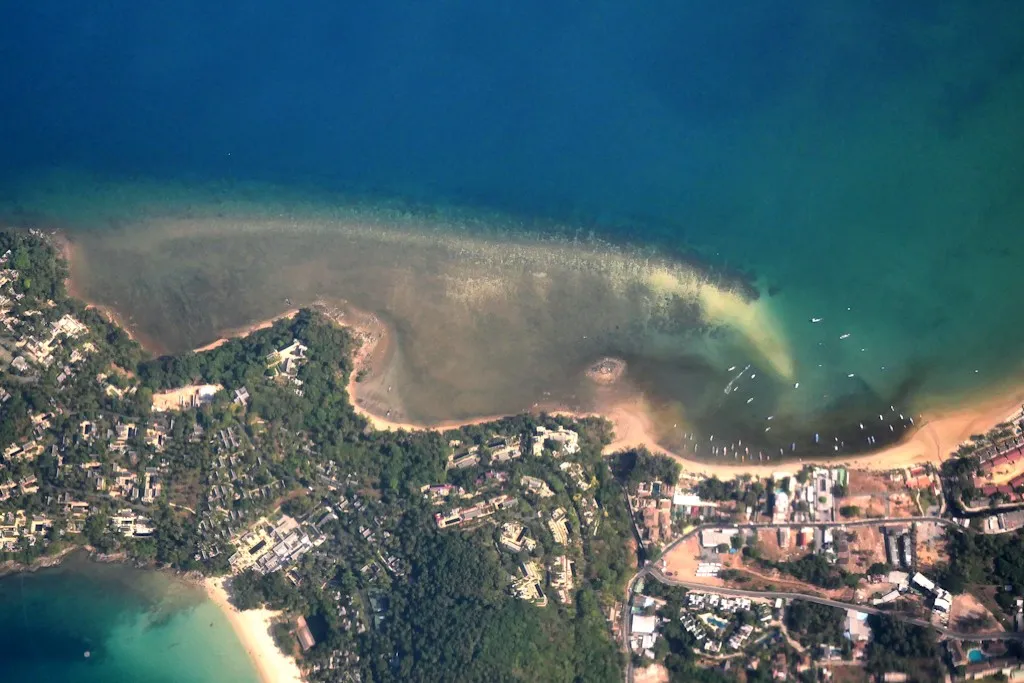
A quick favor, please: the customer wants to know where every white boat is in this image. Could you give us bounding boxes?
[810,317,823,323]
[839,333,851,340]
[793,382,800,389]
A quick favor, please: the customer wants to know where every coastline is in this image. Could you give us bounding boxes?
[203,577,304,683]
[53,226,1024,478]
[51,230,168,353]
[335,312,1024,479]
[192,308,301,352]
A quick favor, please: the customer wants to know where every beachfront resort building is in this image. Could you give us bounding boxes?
[531,425,580,457]
[228,515,320,575]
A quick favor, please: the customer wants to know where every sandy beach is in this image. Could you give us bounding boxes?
[192,309,300,353]
[592,391,1024,480]
[337,313,1024,479]
[204,577,303,683]
[56,226,1024,479]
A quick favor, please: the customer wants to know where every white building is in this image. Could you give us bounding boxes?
[700,528,738,549]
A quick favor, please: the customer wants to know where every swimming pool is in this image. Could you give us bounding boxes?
[706,616,729,630]
[968,649,986,663]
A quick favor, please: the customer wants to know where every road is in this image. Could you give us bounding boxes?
[647,568,1023,642]
[619,515,974,683]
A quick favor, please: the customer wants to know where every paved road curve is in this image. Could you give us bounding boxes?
[619,515,986,682]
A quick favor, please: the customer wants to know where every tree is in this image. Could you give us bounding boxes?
[867,562,891,576]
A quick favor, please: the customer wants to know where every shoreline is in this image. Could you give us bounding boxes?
[54,227,1024,478]
[192,308,301,352]
[335,315,1024,478]
[51,230,169,353]
[203,577,304,683]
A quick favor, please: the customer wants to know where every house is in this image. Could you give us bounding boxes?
[488,437,522,463]
[700,528,738,549]
[511,561,548,607]
[500,522,536,553]
[548,508,571,545]
[531,425,580,457]
[295,616,316,652]
[845,610,871,644]
[267,341,308,375]
[550,555,575,603]
[631,614,657,635]
[521,475,554,498]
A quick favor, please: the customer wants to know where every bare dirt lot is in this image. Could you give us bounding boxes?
[915,521,949,572]
[633,663,669,683]
[841,525,889,572]
[829,664,870,683]
[755,528,804,562]
[950,592,1004,634]
[847,470,895,496]
[840,470,923,518]
[837,494,887,518]
[660,536,724,586]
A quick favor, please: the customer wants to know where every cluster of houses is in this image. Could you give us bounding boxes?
[771,467,847,524]
[433,493,518,529]
[0,280,185,550]
[428,424,599,609]
[266,340,309,394]
[0,250,24,330]
[445,425,582,471]
[980,508,1024,534]
[631,590,775,660]
[897,465,940,497]
[871,571,951,624]
[972,444,1024,503]
[13,313,89,371]
[0,509,50,551]
[629,480,722,548]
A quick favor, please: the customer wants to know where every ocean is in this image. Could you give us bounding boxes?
[0,555,259,682]
[2,2,1024,459]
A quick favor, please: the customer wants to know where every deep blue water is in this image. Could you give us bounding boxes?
[2,2,1011,234]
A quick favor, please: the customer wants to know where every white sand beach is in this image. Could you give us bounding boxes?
[204,577,304,683]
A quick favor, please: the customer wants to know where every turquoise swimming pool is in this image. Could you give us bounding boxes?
[968,649,986,663]
[707,616,729,630]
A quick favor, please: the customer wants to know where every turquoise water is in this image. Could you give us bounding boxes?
[2,3,1024,456]
[0,555,259,683]
[968,648,986,663]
